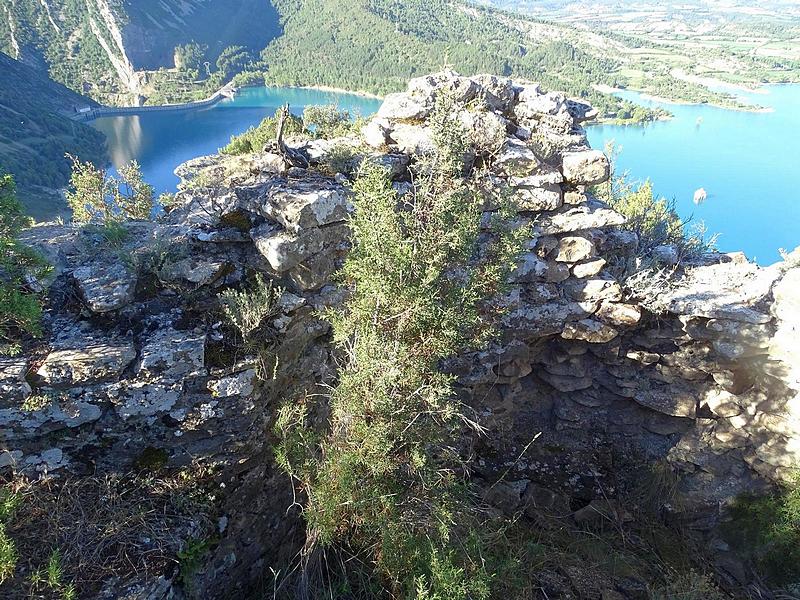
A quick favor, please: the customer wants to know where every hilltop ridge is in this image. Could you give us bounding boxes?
[2,70,798,598]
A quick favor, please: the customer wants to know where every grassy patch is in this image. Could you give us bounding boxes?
[0,470,218,598]
[722,476,800,588]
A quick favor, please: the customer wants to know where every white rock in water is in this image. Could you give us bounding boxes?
[693,188,708,205]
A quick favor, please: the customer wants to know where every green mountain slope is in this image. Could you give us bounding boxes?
[260,0,657,121]
[0,0,282,105]
[0,51,106,218]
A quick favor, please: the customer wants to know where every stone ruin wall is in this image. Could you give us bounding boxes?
[1,71,798,595]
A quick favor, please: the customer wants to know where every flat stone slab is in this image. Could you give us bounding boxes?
[664,259,781,324]
[72,261,136,313]
[535,201,626,235]
[38,341,136,386]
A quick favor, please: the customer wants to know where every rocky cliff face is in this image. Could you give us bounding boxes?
[2,71,798,597]
[0,0,281,104]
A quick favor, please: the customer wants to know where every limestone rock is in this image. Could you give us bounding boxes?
[516,84,566,117]
[376,92,428,120]
[38,341,136,386]
[664,259,780,324]
[288,251,337,292]
[651,244,679,265]
[362,117,391,148]
[138,329,205,382]
[511,184,563,212]
[494,139,541,177]
[536,201,626,235]
[72,262,136,313]
[572,258,606,278]
[0,357,31,403]
[251,225,323,273]
[503,301,595,338]
[110,381,181,419]
[262,182,350,232]
[634,383,697,418]
[473,74,517,112]
[562,319,618,343]
[595,302,642,327]
[160,257,228,286]
[208,369,257,398]
[460,111,509,153]
[562,150,610,186]
[564,278,622,302]
[407,70,480,105]
[540,370,593,391]
[389,123,435,154]
[554,236,595,263]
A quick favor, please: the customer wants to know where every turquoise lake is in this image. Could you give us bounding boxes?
[93,84,800,264]
[587,85,800,264]
[92,86,382,197]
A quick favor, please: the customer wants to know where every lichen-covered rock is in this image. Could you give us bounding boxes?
[562,319,618,343]
[376,92,429,120]
[138,329,205,382]
[0,357,31,404]
[261,181,350,232]
[109,381,182,419]
[38,341,136,386]
[389,123,435,154]
[208,369,257,398]
[72,261,136,313]
[536,201,626,234]
[554,236,595,263]
[663,258,780,324]
[494,139,541,177]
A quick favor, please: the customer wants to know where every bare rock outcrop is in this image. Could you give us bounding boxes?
[4,71,798,597]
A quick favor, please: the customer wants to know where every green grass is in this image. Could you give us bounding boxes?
[722,476,800,587]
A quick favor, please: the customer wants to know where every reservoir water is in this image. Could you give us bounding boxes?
[587,85,800,264]
[92,84,800,264]
[92,86,382,198]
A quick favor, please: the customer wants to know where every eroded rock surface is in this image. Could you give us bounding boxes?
[5,70,799,599]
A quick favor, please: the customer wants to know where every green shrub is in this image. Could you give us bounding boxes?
[221,109,305,155]
[319,144,360,175]
[219,274,282,342]
[65,157,154,224]
[302,105,361,139]
[722,475,800,587]
[0,174,50,341]
[275,93,525,597]
[0,488,20,584]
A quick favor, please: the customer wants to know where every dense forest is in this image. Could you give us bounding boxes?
[0,51,106,214]
[258,0,663,122]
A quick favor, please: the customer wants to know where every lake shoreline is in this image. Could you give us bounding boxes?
[592,83,774,114]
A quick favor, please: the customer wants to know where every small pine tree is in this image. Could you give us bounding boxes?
[276,92,526,597]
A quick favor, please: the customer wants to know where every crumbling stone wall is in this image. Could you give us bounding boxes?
[1,71,798,596]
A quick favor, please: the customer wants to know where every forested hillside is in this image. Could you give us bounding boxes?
[0,51,106,217]
[0,0,282,105]
[4,0,785,120]
[259,0,660,122]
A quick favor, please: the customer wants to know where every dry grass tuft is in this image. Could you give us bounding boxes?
[2,470,216,599]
